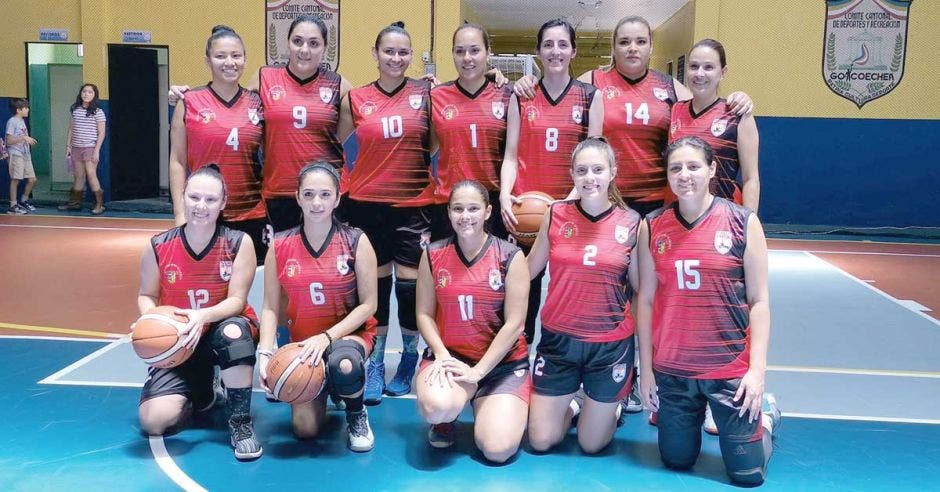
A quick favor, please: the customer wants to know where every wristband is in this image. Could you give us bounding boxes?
[322,332,333,344]
[257,349,274,358]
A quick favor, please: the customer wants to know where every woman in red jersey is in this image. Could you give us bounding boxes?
[137,165,262,461]
[257,162,379,453]
[525,137,640,454]
[168,26,267,263]
[337,22,434,405]
[636,136,778,486]
[415,179,530,462]
[669,39,760,212]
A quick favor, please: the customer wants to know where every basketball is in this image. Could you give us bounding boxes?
[264,342,327,404]
[131,306,196,369]
[511,191,554,246]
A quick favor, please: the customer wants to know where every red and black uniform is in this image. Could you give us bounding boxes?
[669,99,743,203]
[420,235,531,403]
[272,222,377,352]
[259,66,344,231]
[533,200,640,403]
[592,68,676,214]
[514,79,596,200]
[183,85,267,261]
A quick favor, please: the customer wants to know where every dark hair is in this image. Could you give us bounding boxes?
[205,25,244,57]
[449,180,490,208]
[297,160,340,193]
[375,21,410,50]
[9,98,29,112]
[664,136,716,167]
[69,84,100,117]
[288,15,328,41]
[453,21,490,52]
[690,38,727,68]
[536,18,577,50]
[613,16,652,45]
[185,163,228,199]
[571,136,627,210]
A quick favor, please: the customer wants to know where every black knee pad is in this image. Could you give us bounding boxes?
[327,340,366,397]
[395,278,417,330]
[720,438,767,486]
[208,317,257,369]
[375,275,393,326]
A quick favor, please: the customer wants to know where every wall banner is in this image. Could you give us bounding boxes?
[266,0,340,70]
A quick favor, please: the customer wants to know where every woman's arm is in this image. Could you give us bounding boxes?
[737,113,760,213]
[93,111,106,163]
[168,102,189,225]
[526,207,551,279]
[587,90,604,137]
[65,115,73,157]
[258,246,281,354]
[673,78,693,101]
[735,213,770,422]
[499,94,522,231]
[635,220,659,411]
[416,250,449,359]
[336,92,354,144]
[137,244,161,315]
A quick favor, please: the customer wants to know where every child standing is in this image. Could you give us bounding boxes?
[6,98,38,214]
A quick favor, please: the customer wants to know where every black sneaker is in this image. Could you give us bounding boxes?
[7,204,26,215]
[229,415,263,460]
[18,200,36,212]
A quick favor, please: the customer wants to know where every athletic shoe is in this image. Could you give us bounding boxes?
[18,200,36,211]
[703,404,719,435]
[623,387,644,413]
[346,409,375,452]
[363,356,385,405]
[229,414,263,460]
[329,389,347,411]
[615,399,626,428]
[7,204,26,215]
[384,351,418,396]
[570,388,584,427]
[428,421,456,449]
[761,393,781,437]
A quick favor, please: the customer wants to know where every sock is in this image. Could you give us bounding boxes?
[401,334,418,354]
[370,335,387,363]
[227,387,252,419]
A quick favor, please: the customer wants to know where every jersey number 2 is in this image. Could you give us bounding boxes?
[583,245,598,266]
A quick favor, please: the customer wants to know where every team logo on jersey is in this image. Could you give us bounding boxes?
[409,94,423,110]
[525,105,538,122]
[268,85,286,101]
[560,221,578,239]
[654,234,671,255]
[653,87,670,101]
[218,260,233,281]
[247,108,260,125]
[714,230,733,255]
[603,86,620,100]
[319,87,334,103]
[571,105,583,124]
[514,368,526,378]
[442,104,458,120]
[336,254,350,275]
[197,108,215,124]
[710,119,728,137]
[612,363,627,383]
[360,102,378,116]
[488,268,503,291]
[615,224,631,244]
[285,259,302,278]
[491,101,505,119]
[437,269,452,289]
[164,264,183,284]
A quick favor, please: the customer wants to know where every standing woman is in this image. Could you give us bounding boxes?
[499,18,604,345]
[415,180,530,462]
[137,165,262,461]
[337,22,434,404]
[60,84,107,214]
[168,26,267,262]
[669,39,760,212]
[257,162,379,452]
[525,137,640,454]
[636,136,779,485]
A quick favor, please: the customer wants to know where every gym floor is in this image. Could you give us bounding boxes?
[2,212,938,490]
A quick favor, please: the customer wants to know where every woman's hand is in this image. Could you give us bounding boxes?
[734,368,765,423]
[424,357,453,388]
[174,308,209,350]
[639,369,659,412]
[442,359,483,385]
[512,74,538,100]
[257,349,274,392]
[168,85,191,106]
[298,333,331,367]
[726,91,754,116]
[499,193,521,233]
[486,67,510,88]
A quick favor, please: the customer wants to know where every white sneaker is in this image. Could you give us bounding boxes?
[703,404,719,435]
[346,409,374,452]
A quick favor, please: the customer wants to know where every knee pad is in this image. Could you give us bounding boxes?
[208,317,257,369]
[327,340,366,397]
[720,438,768,486]
[375,275,393,326]
[395,278,418,330]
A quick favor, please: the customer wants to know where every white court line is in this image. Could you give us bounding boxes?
[38,337,129,384]
[789,250,940,258]
[149,437,207,492]
[768,365,940,379]
[0,335,111,342]
[803,251,940,327]
[0,224,163,232]
[783,412,940,425]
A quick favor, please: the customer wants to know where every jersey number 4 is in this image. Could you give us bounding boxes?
[674,260,701,290]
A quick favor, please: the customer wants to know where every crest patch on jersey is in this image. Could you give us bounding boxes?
[488,268,503,291]
[514,368,526,378]
[653,87,669,101]
[604,86,620,100]
[409,94,423,110]
[442,104,458,120]
[561,221,578,239]
[247,108,260,125]
[492,101,505,119]
[360,101,378,116]
[164,264,183,284]
[525,105,538,122]
[612,363,627,383]
[437,269,452,289]
[654,234,671,255]
[336,254,350,275]
[268,85,286,101]
[197,108,215,124]
[219,260,233,281]
[571,105,583,124]
[615,224,630,244]
[319,87,334,103]
[714,230,733,255]
[710,118,728,137]
[285,259,302,278]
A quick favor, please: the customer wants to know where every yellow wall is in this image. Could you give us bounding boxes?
[0,0,82,95]
[650,0,695,76]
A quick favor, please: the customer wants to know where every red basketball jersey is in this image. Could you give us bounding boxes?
[259,66,344,199]
[273,222,377,341]
[427,235,528,364]
[647,198,752,379]
[669,99,743,203]
[428,80,512,203]
[515,79,596,199]
[540,201,640,342]
[183,85,265,222]
[341,78,431,203]
[592,68,676,204]
[151,225,257,321]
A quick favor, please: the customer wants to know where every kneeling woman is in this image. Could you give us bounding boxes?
[415,180,531,463]
[257,162,379,452]
[137,164,262,461]
[636,136,778,486]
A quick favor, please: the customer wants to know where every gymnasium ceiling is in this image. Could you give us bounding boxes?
[464,0,690,31]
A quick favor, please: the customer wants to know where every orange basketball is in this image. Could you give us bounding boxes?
[265,343,327,404]
[511,191,554,246]
[131,306,194,369]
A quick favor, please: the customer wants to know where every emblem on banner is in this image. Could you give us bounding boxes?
[492,101,505,119]
[714,230,733,255]
[823,0,911,108]
[266,1,341,70]
[320,86,334,103]
[409,94,423,109]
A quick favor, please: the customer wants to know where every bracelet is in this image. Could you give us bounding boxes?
[257,349,274,358]
[322,332,333,344]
